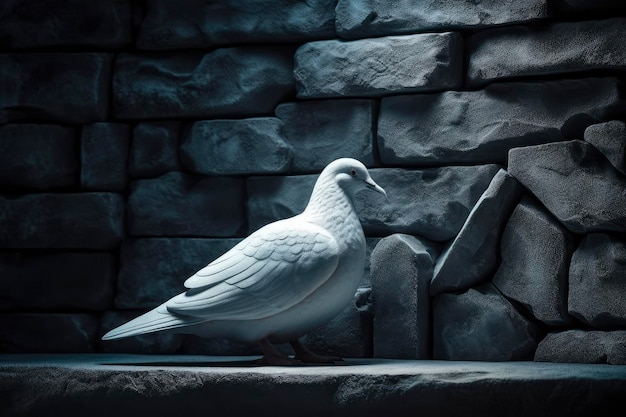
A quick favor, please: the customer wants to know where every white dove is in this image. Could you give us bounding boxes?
[102,158,386,365]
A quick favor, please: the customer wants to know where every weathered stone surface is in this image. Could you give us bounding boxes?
[554,0,623,12]
[535,330,626,365]
[431,169,523,295]
[0,193,124,249]
[509,140,626,234]
[0,124,76,190]
[128,172,246,237]
[433,284,539,361]
[336,0,549,39]
[0,314,98,353]
[584,120,626,175]
[0,0,132,49]
[0,53,112,124]
[81,123,130,192]
[115,238,240,309]
[0,252,114,311]
[468,18,626,86]
[129,121,182,178]
[370,234,438,359]
[248,165,499,241]
[294,33,462,98]
[275,99,376,172]
[492,197,576,326]
[181,118,292,175]
[379,78,623,166]
[137,0,336,49]
[569,233,626,328]
[113,48,294,120]
[99,311,185,354]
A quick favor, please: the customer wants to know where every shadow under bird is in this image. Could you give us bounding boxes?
[103,158,386,365]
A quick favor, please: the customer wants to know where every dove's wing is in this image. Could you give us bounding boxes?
[165,218,340,321]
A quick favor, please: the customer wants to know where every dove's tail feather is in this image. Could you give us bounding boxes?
[102,303,205,340]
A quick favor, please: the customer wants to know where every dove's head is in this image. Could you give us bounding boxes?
[323,158,386,198]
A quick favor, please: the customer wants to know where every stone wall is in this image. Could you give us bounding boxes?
[1,0,625,363]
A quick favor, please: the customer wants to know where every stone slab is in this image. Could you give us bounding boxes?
[584,120,626,175]
[129,121,182,179]
[81,123,130,192]
[535,330,626,365]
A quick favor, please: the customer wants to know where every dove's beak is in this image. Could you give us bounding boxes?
[365,178,387,197]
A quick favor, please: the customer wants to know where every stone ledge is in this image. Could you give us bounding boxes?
[1,354,625,417]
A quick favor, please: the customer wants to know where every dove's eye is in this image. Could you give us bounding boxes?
[350,169,356,177]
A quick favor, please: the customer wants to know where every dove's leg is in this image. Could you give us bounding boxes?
[255,338,302,366]
[290,339,343,363]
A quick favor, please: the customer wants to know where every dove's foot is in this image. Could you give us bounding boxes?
[256,338,302,366]
[290,339,343,364]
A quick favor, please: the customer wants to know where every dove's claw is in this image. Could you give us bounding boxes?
[256,338,302,366]
[290,339,344,364]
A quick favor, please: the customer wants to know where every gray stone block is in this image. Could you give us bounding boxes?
[0,124,77,190]
[370,234,438,359]
[492,197,576,326]
[433,284,539,361]
[113,48,294,120]
[129,121,182,178]
[431,169,523,295]
[0,252,115,311]
[128,172,246,237]
[0,313,98,353]
[275,99,376,173]
[336,0,549,39]
[115,238,241,309]
[0,53,112,124]
[535,330,626,365]
[294,32,462,98]
[137,0,336,50]
[181,118,292,175]
[378,78,623,166]
[0,193,124,249]
[509,140,626,234]
[81,123,130,192]
[569,233,626,328]
[584,120,626,175]
[468,18,626,86]
[247,165,500,241]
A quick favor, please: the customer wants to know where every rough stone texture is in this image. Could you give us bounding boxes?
[137,0,336,50]
[468,18,626,86]
[113,48,294,120]
[508,140,626,234]
[0,53,113,124]
[294,32,462,98]
[370,234,438,359]
[0,0,132,49]
[535,330,626,365]
[0,124,77,190]
[569,233,626,328]
[81,123,130,192]
[0,252,115,311]
[431,169,523,295]
[247,165,499,241]
[433,284,539,361]
[0,193,124,249]
[98,311,185,354]
[129,121,182,178]
[0,314,98,353]
[181,118,292,175]
[115,238,240,309]
[554,0,623,12]
[127,172,246,237]
[584,120,626,175]
[275,99,376,172]
[335,0,549,39]
[492,197,576,326]
[378,77,623,166]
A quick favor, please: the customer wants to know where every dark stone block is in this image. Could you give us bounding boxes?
[584,120,626,175]
[0,124,77,190]
[128,172,246,237]
[0,53,113,124]
[0,313,98,353]
[535,330,626,365]
[81,123,130,192]
[0,193,124,249]
[129,121,182,179]
[0,252,115,311]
